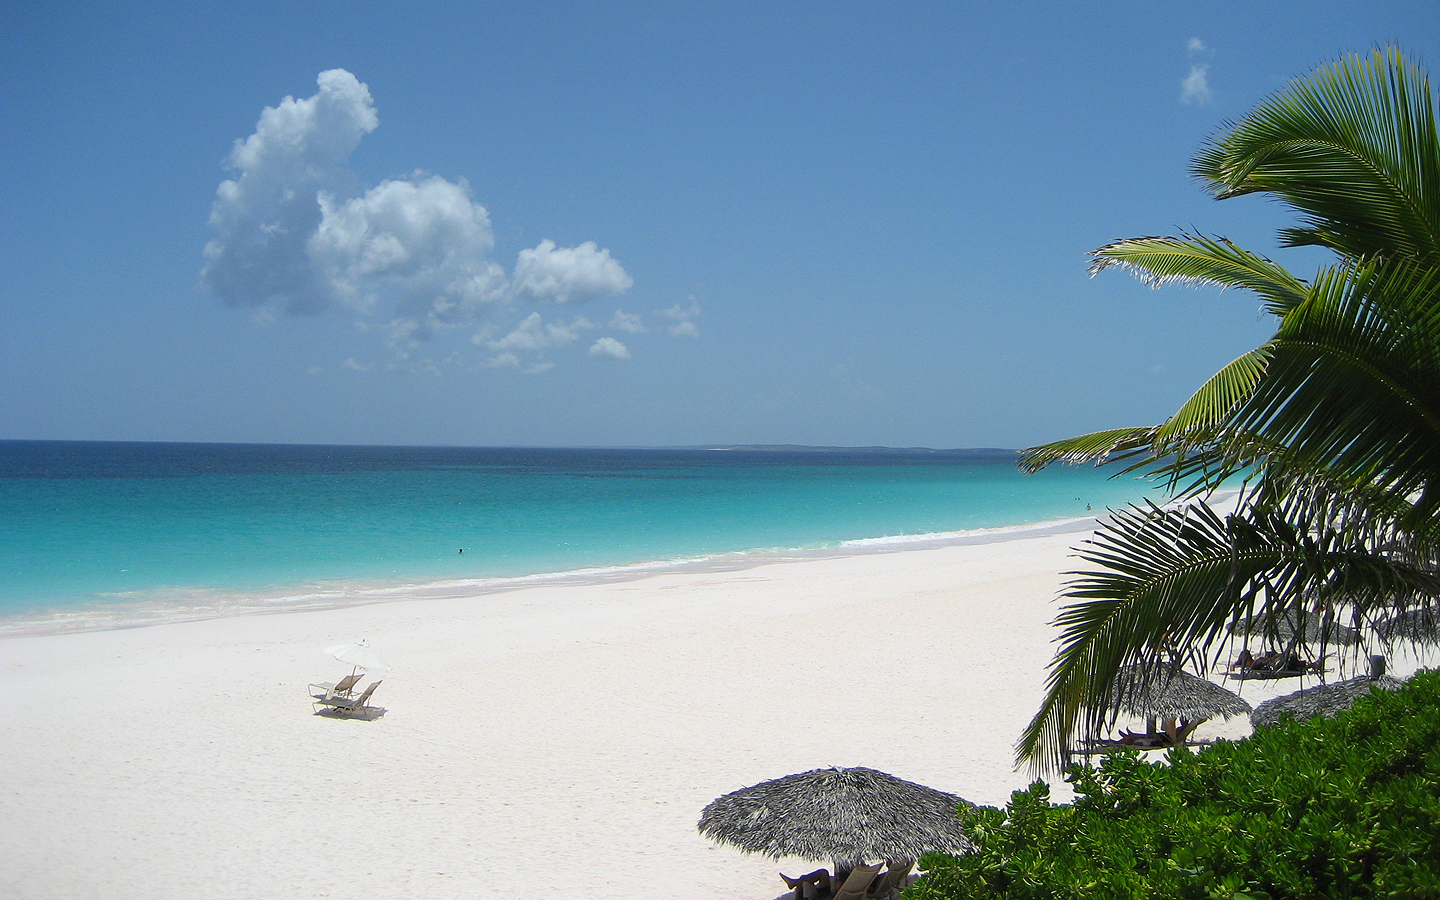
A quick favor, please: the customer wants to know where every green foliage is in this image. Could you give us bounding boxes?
[910,671,1440,900]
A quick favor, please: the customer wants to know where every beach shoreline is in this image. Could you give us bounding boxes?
[0,510,1120,638]
[1,499,1387,900]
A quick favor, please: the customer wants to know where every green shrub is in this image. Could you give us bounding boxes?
[907,671,1440,900]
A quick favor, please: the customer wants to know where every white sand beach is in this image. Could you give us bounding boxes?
[0,528,1424,900]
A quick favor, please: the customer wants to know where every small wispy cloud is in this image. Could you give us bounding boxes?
[589,337,632,360]
[663,299,701,337]
[483,312,595,352]
[610,310,647,333]
[1182,38,1214,105]
[1182,65,1212,104]
[484,351,554,374]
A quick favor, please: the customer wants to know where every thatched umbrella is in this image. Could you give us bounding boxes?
[1373,607,1440,647]
[1228,609,1360,646]
[1106,665,1253,722]
[1098,665,1252,745]
[697,766,971,874]
[1251,671,1405,729]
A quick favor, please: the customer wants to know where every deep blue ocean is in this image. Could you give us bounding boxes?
[0,441,1164,633]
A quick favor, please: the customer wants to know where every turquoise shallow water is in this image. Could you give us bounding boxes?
[0,441,1165,632]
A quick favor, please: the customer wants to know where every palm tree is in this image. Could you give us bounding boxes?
[1016,47,1440,773]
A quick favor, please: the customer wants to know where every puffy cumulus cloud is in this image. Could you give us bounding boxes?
[230,69,378,181]
[589,337,631,360]
[663,300,701,337]
[310,174,506,322]
[513,240,633,302]
[202,69,631,368]
[203,70,378,314]
[1187,37,1208,53]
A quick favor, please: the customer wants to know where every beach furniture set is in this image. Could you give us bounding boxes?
[781,859,913,900]
[308,674,386,719]
[1227,648,1326,679]
[309,639,390,719]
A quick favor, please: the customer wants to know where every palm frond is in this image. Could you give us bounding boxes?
[1016,48,1440,777]
[1156,347,1272,441]
[1018,427,1158,474]
[1090,233,1311,315]
[1229,258,1440,501]
[1192,46,1440,263]
[1017,502,1279,773]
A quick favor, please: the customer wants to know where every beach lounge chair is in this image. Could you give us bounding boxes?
[868,859,913,899]
[308,672,363,702]
[1234,656,1324,679]
[780,868,832,899]
[831,864,882,900]
[315,680,386,719]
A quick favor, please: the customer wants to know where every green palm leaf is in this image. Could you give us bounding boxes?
[1017,427,1158,473]
[1193,46,1440,262]
[1230,259,1440,503]
[1090,233,1311,316]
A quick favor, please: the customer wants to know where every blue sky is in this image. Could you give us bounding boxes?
[2,2,1435,449]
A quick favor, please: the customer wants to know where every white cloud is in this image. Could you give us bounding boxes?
[1181,64,1212,104]
[485,350,553,374]
[309,174,506,322]
[1187,37,1207,53]
[513,239,633,302]
[589,337,632,360]
[486,312,595,351]
[662,300,701,337]
[202,70,379,314]
[378,318,428,359]
[610,310,647,333]
[202,69,631,370]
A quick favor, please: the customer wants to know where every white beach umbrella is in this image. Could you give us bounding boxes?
[325,639,392,675]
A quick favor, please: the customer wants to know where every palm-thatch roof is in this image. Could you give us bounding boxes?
[1228,609,1360,646]
[696,766,971,869]
[1250,674,1406,728]
[1373,607,1440,647]
[1105,665,1253,721]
